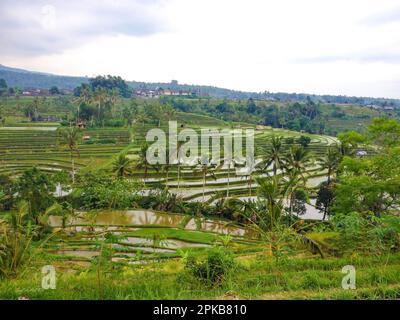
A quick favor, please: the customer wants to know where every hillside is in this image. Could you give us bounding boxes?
[1,64,400,107]
[0,64,88,90]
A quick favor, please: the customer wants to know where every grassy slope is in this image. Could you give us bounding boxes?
[1,253,399,299]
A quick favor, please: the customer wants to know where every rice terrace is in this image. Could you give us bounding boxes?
[0,0,400,305]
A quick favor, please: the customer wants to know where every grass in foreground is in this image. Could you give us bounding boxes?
[1,252,399,300]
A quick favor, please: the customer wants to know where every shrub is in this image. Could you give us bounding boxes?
[185,247,235,285]
[332,212,400,255]
[0,202,36,279]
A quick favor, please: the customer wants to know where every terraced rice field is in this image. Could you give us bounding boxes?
[46,209,257,264]
[0,116,340,219]
[0,127,131,176]
[130,121,337,214]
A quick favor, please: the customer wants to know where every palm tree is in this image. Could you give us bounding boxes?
[318,147,342,184]
[196,155,220,202]
[236,159,264,197]
[135,143,150,186]
[160,148,171,189]
[164,105,177,122]
[112,153,133,178]
[108,88,119,116]
[58,127,81,184]
[282,145,314,221]
[177,140,185,190]
[264,136,284,176]
[224,157,236,198]
[257,176,291,231]
[40,202,75,230]
[0,102,5,126]
[15,88,21,101]
[284,171,307,221]
[74,85,92,122]
[284,145,313,180]
[93,87,108,124]
[135,111,149,127]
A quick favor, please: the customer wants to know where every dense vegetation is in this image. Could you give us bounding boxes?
[0,82,399,300]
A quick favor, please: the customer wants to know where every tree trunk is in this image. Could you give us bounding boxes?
[203,170,206,201]
[71,156,75,185]
[227,165,230,198]
[165,167,169,189]
[177,164,181,190]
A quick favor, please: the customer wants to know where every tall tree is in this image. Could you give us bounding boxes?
[318,147,342,184]
[264,136,284,177]
[257,176,291,231]
[284,145,313,180]
[74,84,92,122]
[58,127,82,184]
[316,182,335,220]
[135,143,150,185]
[93,87,108,123]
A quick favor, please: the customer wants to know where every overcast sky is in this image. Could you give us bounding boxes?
[1,0,400,98]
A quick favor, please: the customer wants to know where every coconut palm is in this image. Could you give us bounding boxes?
[284,145,313,181]
[112,153,133,178]
[74,85,92,122]
[224,157,237,198]
[164,104,177,122]
[284,172,307,221]
[93,87,108,123]
[318,147,342,184]
[0,103,5,126]
[108,88,120,116]
[236,158,264,197]
[176,140,185,190]
[195,155,221,202]
[264,135,284,177]
[135,143,150,185]
[135,110,149,127]
[257,176,291,231]
[160,148,171,189]
[39,202,75,230]
[58,127,81,184]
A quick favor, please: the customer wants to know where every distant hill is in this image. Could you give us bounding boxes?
[0,64,88,90]
[0,64,399,107]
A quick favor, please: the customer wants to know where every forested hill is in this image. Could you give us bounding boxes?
[0,64,88,90]
[1,64,399,107]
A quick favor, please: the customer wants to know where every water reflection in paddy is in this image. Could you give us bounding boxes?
[49,209,249,237]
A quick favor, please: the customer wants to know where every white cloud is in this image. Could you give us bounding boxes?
[0,0,167,55]
[2,0,400,98]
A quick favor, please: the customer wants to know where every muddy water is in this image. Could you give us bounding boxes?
[49,210,183,228]
[48,209,248,237]
[122,237,210,249]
